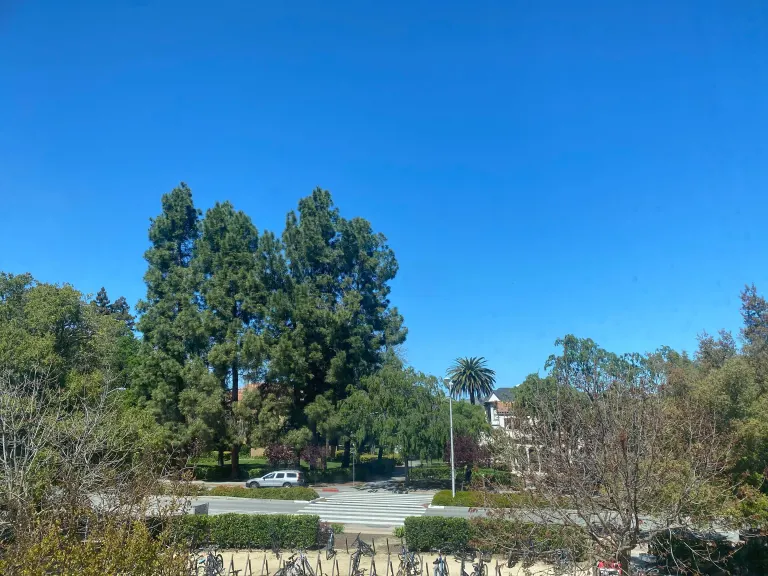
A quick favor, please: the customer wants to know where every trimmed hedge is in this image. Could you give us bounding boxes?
[408,467,522,490]
[194,463,268,481]
[403,516,587,559]
[403,517,472,551]
[431,490,548,508]
[170,514,319,549]
[208,486,318,500]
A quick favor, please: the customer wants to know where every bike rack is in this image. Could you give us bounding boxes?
[242,555,253,576]
[369,555,378,576]
[260,554,269,576]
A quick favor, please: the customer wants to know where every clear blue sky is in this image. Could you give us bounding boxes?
[2,1,768,386]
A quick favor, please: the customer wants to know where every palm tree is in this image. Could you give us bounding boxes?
[446,356,496,405]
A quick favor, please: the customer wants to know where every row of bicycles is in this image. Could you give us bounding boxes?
[187,533,492,576]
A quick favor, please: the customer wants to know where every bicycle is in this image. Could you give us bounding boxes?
[353,533,375,557]
[325,526,336,560]
[459,551,488,576]
[275,550,315,576]
[397,543,422,576]
[431,547,449,576]
[189,547,224,576]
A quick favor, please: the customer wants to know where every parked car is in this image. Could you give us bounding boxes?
[246,470,305,488]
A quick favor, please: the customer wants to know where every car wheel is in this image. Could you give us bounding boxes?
[283,482,292,488]
[248,481,260,489]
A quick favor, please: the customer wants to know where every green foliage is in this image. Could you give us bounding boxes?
[403,517,472,551]
[447,357,496,405]
[196,200,265,473]
[0,518,189,576]
[135,184,225,452]
[470,519,588,560]
[392,526,405,539]
[409,467,520,488]
[171,514,319,549]
[331,523,345,535]
[431,490,540,508]
[208,486,318,500]
[0,272,138,395]
[403,517,587,558]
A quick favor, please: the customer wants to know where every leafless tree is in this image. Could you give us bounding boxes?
[483,342,735,574]
[0,368,189,541]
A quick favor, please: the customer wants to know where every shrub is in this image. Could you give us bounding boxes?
[409,467,452,481]
[431,490,544,508]
[0,517,189,575]
[265,444,298,468]
[360,454,403,466]
[393,526,405,539]
[403,516,587,558]
[208,486,318,500]
[331,523,345,535]
[470,518,588,560]
[403,517,471,551]
[301,445,327,470]
[171,514,319,549]
[445,436,490,468]
[193,462,268,481]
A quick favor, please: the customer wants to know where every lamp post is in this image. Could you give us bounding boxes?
[443,378,456,499]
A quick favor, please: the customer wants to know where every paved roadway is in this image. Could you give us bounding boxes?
[189,488,441,528]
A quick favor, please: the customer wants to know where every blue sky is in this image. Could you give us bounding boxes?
[2,1,768,386]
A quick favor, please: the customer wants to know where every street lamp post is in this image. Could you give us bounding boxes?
[443,378,456,499]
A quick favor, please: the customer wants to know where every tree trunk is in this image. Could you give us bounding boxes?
[324,436,330,470]
[217,447,224,467]
[231,361,240,479]
[341,440,351,468]
[377,445,384,461]
[404,455,409,483]
[469,389,475,405]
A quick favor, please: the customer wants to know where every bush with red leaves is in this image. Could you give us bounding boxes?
[265,443,297,468]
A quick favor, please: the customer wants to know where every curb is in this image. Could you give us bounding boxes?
[428,505,444,509]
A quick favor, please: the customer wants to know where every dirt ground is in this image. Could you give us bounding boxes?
[197,548,592,576]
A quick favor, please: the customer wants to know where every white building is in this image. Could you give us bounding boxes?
[480,387,516,429]
[480,387,541,473]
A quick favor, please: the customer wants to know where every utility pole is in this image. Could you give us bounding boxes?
[443,378,456,499]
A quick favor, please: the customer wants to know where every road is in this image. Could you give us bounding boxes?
[189,487,439,528]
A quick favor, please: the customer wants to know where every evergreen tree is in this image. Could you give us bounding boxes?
[196,201,263,477]
[274,188,407,466]
[94,287,111,314]
[136,183,223,451]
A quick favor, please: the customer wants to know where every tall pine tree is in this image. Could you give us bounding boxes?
[136,183,223,451]
[196,201,264,476]
[274,188,407,465]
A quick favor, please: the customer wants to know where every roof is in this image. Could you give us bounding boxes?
[482,387,516,403]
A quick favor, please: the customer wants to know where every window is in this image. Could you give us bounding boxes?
[263,473,275,479]
[275,473,285,479]
[287,473,297,478]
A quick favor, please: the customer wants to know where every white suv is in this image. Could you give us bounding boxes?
[246,470,305,488]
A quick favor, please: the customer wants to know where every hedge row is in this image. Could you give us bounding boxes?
[169,514,319,549]
[194,463,268,481]
[208,486,318,500]
[408,467,522,489]
[402,517,587,559]
[431,490,551,508]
